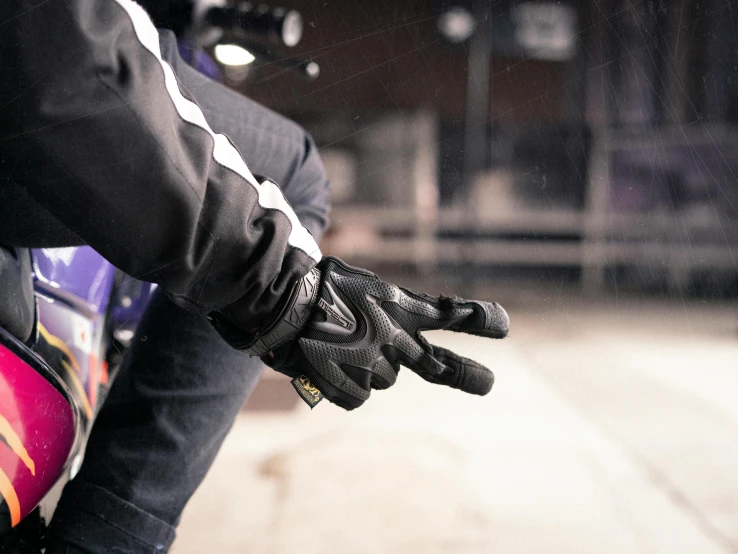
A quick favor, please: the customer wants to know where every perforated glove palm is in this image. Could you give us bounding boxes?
[211,257,509,410]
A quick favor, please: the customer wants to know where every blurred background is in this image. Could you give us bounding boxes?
[152,0,738,551]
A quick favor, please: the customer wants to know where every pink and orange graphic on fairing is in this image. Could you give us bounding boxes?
[0,414,35,527]
[37,323,93,420]
[0,342,76,530]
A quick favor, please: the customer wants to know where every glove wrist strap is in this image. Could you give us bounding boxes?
[245,267,322,356]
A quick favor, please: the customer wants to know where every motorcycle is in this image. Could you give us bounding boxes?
[0,246,152,551]
[0,2,317,550]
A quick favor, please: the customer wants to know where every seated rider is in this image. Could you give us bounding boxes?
[0,1,509,552]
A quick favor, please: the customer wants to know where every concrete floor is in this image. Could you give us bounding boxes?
[172,288,738,554]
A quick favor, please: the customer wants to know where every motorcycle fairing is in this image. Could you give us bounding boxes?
[0,326,81,533]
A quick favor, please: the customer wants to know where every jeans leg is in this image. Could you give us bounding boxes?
[47,289,264,553]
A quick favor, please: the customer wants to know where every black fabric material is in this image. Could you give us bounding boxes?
[305,292,367,345]
[47,289,264,553]
[0,500,10,537]
[340,363,375,391]
[263,257,509,410]
[15,24,330,552]
[47,480,175,553]
[0,506,45,553]
[0,181,85,248]
[158,34,329,241]
[0,247,34,342]
[45,545,89,554]
[0,0,321,331]
[40,40,330,545]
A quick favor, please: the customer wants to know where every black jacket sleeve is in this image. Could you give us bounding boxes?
[0,0,322,330]
[155,31,331,243]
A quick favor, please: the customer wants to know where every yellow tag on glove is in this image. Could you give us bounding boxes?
[291,375,324,408]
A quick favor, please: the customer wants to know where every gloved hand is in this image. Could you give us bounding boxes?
[210,257,509,410]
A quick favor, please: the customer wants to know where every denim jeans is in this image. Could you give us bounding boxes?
[28,32,330,554]
[46,290,260,553]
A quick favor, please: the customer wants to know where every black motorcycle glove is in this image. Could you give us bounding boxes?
[210,257,509,410]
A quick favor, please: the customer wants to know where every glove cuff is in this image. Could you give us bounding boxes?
[244,267,322,356]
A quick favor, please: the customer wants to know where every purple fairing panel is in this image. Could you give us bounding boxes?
[111,280,156,333]
[32,247,115,419]
[0,340,78,530]
[31,247,153,418]
[33,247,117,316]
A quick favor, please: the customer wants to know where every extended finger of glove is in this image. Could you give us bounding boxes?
[390,288,509,339]
[383,332,493,396]
[446,299,509,339]
[425,344,495,395]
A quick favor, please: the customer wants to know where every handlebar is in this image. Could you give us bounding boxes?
[236,39,320,80]
[189,0,318,80]
[205,3,303,47]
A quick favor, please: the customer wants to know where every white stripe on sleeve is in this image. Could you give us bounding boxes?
[112,0,322,262]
